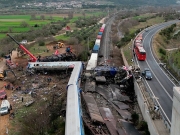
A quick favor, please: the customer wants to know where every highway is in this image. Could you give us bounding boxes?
[136,20,180,125]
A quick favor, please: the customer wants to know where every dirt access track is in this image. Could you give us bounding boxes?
[0,54,16,135]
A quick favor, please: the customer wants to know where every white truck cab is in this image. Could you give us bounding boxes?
[0,100,11,115]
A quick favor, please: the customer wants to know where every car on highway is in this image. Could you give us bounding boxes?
[0,90,7,100]
[142,68,152,80]
[145,28,149,32]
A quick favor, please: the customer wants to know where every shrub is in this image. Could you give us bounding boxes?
[131,112,139,125]
[39,41,45,46]
[159,48,166,55]
[138,121,150,135]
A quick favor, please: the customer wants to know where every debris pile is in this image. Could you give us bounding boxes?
[82,65,137,135]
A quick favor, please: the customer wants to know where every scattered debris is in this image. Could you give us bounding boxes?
[82,93,104,123]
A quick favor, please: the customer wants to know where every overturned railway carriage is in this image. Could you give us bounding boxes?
[38,53,76,62]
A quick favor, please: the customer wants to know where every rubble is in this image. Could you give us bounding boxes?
[82,93,104,123]
[82,65,139,135]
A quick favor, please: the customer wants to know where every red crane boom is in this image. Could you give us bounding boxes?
[7,34,37,62]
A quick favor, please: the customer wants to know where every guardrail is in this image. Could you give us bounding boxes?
[159,63,180,86]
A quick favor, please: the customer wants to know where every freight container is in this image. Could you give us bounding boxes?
[90,53,98,60]
[97,35,102,39]
[101,24,106,28]
[98,32,103,35]
[100,28,104,32]
[92,45,100,53]
[86,60,97,71]
[95,39,101,46]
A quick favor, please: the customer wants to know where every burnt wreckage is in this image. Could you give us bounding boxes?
[37,53,77,62]
[85,66,135,100]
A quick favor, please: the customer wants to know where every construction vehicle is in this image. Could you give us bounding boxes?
[0,71,4,80]
[53,42,64,50]
[5,59,16,69]
[0,70,16,80]
[7,34,76,62]
[7,34,37,62]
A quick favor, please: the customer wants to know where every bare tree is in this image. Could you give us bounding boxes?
[49,15,53,20]
[82,11,85,19]
[68,11,74,19]
[31,14,36,20]
[40,15,45,20]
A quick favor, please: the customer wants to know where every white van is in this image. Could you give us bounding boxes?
[0,100,11,115]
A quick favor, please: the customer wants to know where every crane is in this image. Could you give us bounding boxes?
[7,34,37,62]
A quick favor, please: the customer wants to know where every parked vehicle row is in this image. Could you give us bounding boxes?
[86,24,106,71]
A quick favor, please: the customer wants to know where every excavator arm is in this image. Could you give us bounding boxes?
[3,69,16,78]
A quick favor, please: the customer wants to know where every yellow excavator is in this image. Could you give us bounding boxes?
[53,42,64,50]
[0,71,4,80]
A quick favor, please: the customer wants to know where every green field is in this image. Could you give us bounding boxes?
[0,15,63,39]
[0,11,105,40]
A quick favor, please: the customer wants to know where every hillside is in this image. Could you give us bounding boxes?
[0,0,177,6]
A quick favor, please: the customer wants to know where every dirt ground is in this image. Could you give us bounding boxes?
[0,51,18,135]
[46,41,78,55]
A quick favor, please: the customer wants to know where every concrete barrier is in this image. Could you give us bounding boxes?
[121,48,169,135]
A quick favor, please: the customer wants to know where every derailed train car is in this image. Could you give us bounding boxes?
[38,53,76,62]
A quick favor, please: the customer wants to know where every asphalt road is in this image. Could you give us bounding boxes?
[136,20,180,125]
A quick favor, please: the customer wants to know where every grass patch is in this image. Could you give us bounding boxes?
[0,33,6,38]
[123,41,133,64]
[66,23,76,30]
[28,43,53,57]
[55,34,70,41]
[129,16,164,34]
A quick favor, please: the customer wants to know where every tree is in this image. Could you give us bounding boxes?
[82,11,85,19]
[68,11,74,19]
[49,15,53,20]
[20,21,29,27]
[40,15,45,20]
[31,14,36,20]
